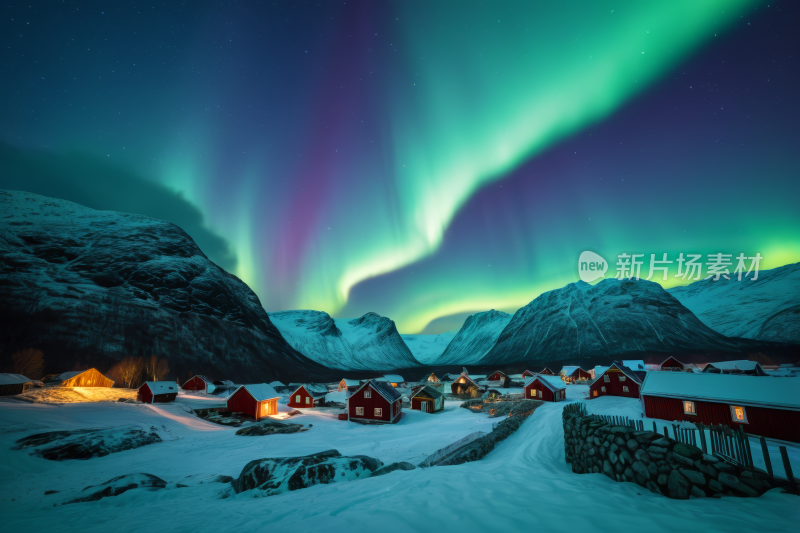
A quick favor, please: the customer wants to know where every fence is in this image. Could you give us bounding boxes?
[594,413,645,431]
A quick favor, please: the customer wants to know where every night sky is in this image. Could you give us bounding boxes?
[1,1,798,333]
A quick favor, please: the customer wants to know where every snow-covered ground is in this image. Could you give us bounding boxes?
[1,386,798,532]
[400,331,455,365]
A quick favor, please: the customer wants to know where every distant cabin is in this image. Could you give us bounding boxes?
[138,381,178,403]
[451,373,483,398]
[227,383,279,421]
[376,374,405,388]
[338,379,361,392]
[288,384,328,408]
[182,375,214,393]
[640,372,800,444]
[419,372,439,383]
[560,367,591,383]
[410,385,444,413]
[539,368,555,376]
[524,374,566,402]
[43,368,114,388]
[348,380,403,424]
[703,361,767,376]
[622,360,646,372]
[658,356,685,372]
[486,370,510,388]
[589,362,642,399]
[0,374,33,396]
[522,370,537,378]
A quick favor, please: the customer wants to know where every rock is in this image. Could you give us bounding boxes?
[693,460,719,479]
[371,462,416,477]
[708,479,723,493]
[718,472,759,497]
[645,480,662,494]
[202,475,234,484]
[624,467,634,480]
[232,450,382,495]
[235,420,304,436]
[670,452,695,467]
[702,453,719,463]
[673,443,703,461]
[634,449,652,464]
[648,446,669,454]
[608,451,618,465]
[667,470,690,499]
[626,439,639,452]
[15,426,161,460]
[603,460,614,479]
[418,431,487,467]
[593,436,602,446]
[610,443,619,453]
[740,476,767,492]
[195,409,243,427]
[657,473,668,486]
[588,446,596,456]
[690,486,707,498]
[436,416,528,466]
[60,474,166,505]
[615,437,626,447]
[680,469,707,486]
[647,462,658,477]
[632,461,650,480]
[618,449,633,466]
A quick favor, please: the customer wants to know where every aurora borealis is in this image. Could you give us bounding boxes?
[1,1,798,333]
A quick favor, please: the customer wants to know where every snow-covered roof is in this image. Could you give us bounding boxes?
[488,370,508,377]
[142,381,179,395]
[0,373,32,385]
[453,373,481,388]
[291,384,328,398]
[640,371,800,411]
[355,380,402,403]
[704,361,765,374]
[340,378,360,386]
[411,385,443,399]
[468,374,487,380]
[622,360,646,371]
[419,372,438,381]
[589,362,642,386]
[594,366,609,377]
[268,380,286,388]
[507,374,525,380]
[560,366,579,375]
[236,383,279,402]
[524,374,566,391]
[381,374,404,383]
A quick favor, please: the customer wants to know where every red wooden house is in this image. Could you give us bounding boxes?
[137,381,178,403]
[640,372,800,444]
[524,374,566,402]
[658,356,685,371]
[487,370,511,388]
[182,375,214,393]
[227,383,279,421]
[561,367,591,382]
[589,362,642,399]
[348,380,403,424]
[288,384,328,408]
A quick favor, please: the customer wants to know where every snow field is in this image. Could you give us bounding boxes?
[0,385,798,532]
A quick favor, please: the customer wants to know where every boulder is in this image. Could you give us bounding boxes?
[673,443,703,461]
[634,449,652,464]
[626,439,638,452]
[667,470,690,499]
[371,462,417,477]
[718,472,759,497]
[680,469,707,486]
[60,474,166,505]
[631,461,650,481]
[235,420,304,436]
[15,426,161,460]
[232,450,382,495]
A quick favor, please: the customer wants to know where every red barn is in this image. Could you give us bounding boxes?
[288,384,328,408]
[487,370,510,388]
[348,380,403,424]
[524,374,566,402]
[659,356,685,371]
[227,383,279,421]
[137,381,178,403]
[182,375,214,393]
[589,362,642,399]
[640,372,800,444]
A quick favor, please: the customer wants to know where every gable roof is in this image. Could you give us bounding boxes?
[340,378,360,386]
[0,373,33,385]
[142,381,179,395]
[488,370,508,378]
[589,362,643,386]
[45,370,86,382]
[703,361,766,375]
[291,384,328,398]
[524,374,566,391]
[378,374,404,383]
[560,366,579,375]
[411,385,444,400]
[659,356,685,368]
[622,360,646,371]
[235,383,279,402]
[419,372,438,382]
[354,379,402,403]
[185,375,212,385]
[641,371,799,411]
[452,373,482,388]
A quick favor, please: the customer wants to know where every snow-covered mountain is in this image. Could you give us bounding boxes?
[269,310,422,371]
[478,279,739,365]
[0,190,331,382]
[429,310,512,365]
[668,262,800,345]
[400,331,456,365]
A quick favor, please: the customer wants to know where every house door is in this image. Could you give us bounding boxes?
[422,401,429,413]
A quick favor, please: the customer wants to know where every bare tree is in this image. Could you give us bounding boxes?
[11,348,44,379]
[108,356,143,388]
[143,354,170,381]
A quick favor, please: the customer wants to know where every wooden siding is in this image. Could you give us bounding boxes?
[589,369,640,399]
[348,384,401,423]
[182,376,207,391]
[643,395,800,444]
[660,357,684,370]
[227,387,277,420]
[61,368,114,388]
[525,379,564,402]
[137,384,177,403]
[288,387,322,408]
[411,391,443,412]
[0,382,32,396]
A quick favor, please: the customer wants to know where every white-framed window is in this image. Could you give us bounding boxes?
[355,406,364,416]
[538,390,543,398]
[375,408,382,417]
[601,386,606,393]
[683,401,696,415]
[604,375,610,382]
[364,390,371,398]
[295,395,300,402]
[619,376,626,382]
[730,405,748,424]
[623,386,629,393]
[305,397,311,404]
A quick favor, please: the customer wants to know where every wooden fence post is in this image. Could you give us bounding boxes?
[759,437,774,481]
[663,426,668,438]
[779,447,797,491]
[653,421,657,433]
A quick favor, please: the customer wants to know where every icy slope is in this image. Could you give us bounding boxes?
[668,262,800,344]
[400,331,456,365]
[479,279,739,365]
[430,310,512,365]
[0,190,331,382]
[269,310,422,371]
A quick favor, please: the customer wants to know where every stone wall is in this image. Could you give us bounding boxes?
[562,410,787,499]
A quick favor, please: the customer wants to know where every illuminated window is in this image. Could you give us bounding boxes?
[593,390,598,397]
[365,390,371,398]
[530,389,535,398]
[623,386,629,393]
[355,407,364,416]
[619,376,626,382]
[601,386,606,393]
[730,405,748,424]
[683,401,696,415]
[459,378,465,383]
[295,395,300,402]
[604,375,610,382]
[305,397,310,405]
[375,408,382,417]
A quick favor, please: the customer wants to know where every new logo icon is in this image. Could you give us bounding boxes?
[578,251,607,282]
